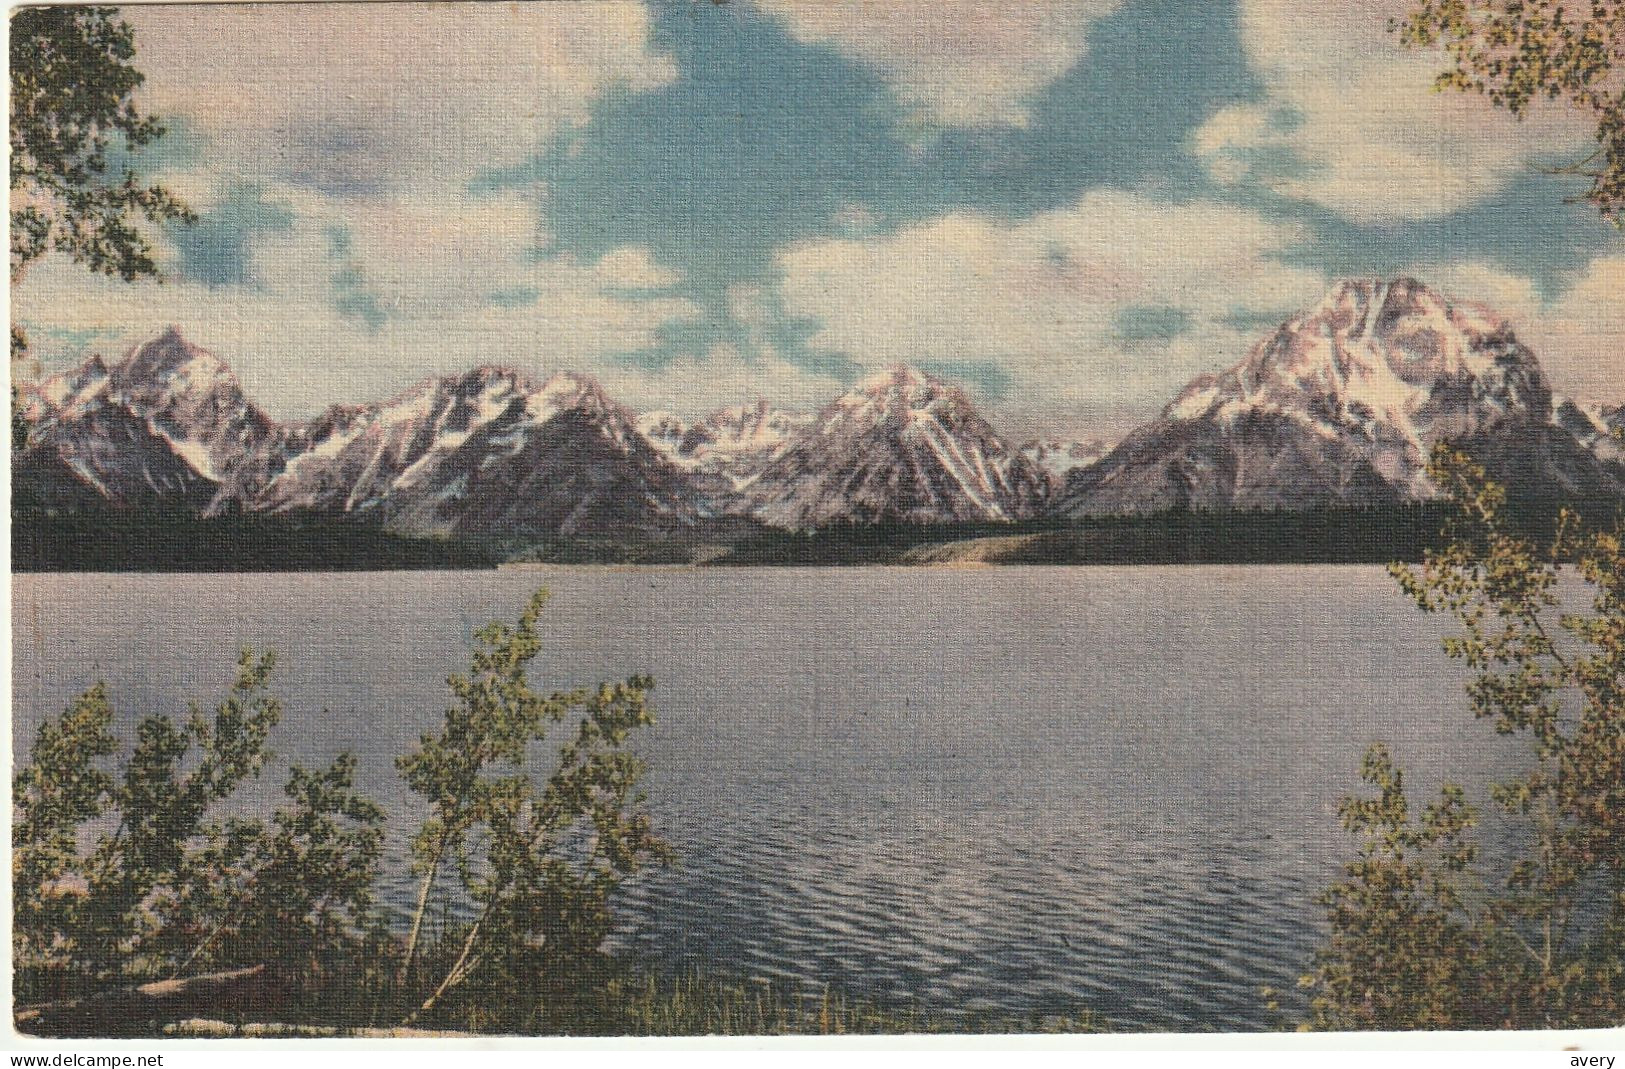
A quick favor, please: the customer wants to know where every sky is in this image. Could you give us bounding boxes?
[12,0,1625,441]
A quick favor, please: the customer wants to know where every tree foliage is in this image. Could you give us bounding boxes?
[395,587,670,1028]
[11,651,384,1009]
[1304,444,1625,1029]
[10,5,196,455]
[12,684,119,993]
[9,5,194,285]
[1397,1,1625,221]
[153,752,387,991]
[12,589,669,1032]
[1304,744,1486,1030]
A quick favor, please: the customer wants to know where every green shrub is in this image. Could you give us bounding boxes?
[12,651,384,1015]
[392,587,670,1029]
[1304,445,1625,1030]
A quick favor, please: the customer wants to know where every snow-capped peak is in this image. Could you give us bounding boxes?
[634,400,812,506]
[849,364,957,405]
[636,410,687,446]
[825,366,980,436]
[699,399,811,447]
[749,365,1047,527]
[1021,438,1108,490]
[1234,277,1522,394]
[536,368,602,398]
[35,353,110,414]
[19,329,279,507]
[1060,278,1616,516]
[856,363,931,394]
[1159,276,1549,493]
[114,326,235,394]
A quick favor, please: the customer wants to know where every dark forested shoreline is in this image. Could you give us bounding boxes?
[18,497,1620,571]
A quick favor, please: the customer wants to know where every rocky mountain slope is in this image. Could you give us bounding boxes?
[18,334,1049,534]
[1056,278,1625,515]
[1555,397,1625,466]
[745,366,1050,528]
[18,329,281,511]
[18,283,1623,539]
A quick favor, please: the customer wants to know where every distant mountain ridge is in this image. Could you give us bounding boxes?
[19,332,1057,534]
[636,399,814,515]
[1021,438,1109,494]
[17,280,1625,538]
[745,366,1050,527]
[1057,278,1625,515]
[18,329,281,513]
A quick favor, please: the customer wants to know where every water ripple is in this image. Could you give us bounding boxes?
[13,567,1529,1032]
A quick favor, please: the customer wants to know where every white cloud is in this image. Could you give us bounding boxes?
[126,3,676,191]
[776,191,1326,436]
[752,0,1120,128]
[11,4,701,420]
[1422,259,1625,404]
[593,247,684,291]
[1195,0,1590,221]
[14,188,700,420]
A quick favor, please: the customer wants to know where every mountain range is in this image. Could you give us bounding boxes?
[16,279,1625,538]
[1058,278,1624,515]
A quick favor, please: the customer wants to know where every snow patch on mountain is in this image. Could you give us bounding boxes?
[1021,439,1108,492]
[748,365,1049,528]
[1058,278,1624,515]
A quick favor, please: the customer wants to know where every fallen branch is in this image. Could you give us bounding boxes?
[15,965,289,1038]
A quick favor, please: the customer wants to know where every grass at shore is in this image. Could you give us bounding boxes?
[145,968,1110,1037]
[532,971,1109,1036]
[21,958,1110,1037]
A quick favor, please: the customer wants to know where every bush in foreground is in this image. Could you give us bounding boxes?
[1303,446,1625,1030]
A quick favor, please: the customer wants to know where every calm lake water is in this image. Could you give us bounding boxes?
[11,567,1523,1031]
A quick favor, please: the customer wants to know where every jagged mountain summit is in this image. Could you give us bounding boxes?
[19,292,1621,541]
[18,328,282,511]
[253,365,702,537]
[1057,278,1625,516]
[637,399,813,511]
[19,333,1050,534]
[746,366,1050,528]
[20,335,702,537]
[1021,438,1109,494]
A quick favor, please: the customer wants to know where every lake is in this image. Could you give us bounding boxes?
[10,566,1523,1031]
